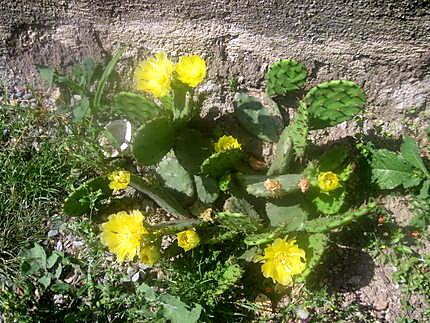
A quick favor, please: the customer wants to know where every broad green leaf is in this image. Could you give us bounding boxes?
[371,149,422,189]
[235,93,280,142]
[401,136,429,177]
[21,243,47,274]
[160,294,202,323]
[132,117,176,165]
[266,202,308,229]
[136,282,157,302]
[38,274,52,289]
[63,176,112,216]
[46,252,61,269]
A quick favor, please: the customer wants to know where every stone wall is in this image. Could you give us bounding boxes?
[0,0,429,135]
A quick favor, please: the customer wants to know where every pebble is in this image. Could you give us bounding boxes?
[47,229,59,237]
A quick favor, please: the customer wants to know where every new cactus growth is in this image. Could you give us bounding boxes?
[201,149,242,178]
[266,59,308,96]
[303,80,366,129]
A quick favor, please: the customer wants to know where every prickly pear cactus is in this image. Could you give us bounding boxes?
[266,59,308,96]
[268,101,309,176]
[304,80,366,129]
[157,154,195,199]
[132,117,176,165]
[201,149,242,178]
[236,173,303,198]
[234,93,281,142]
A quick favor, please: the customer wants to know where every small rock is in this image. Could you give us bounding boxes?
[47,229,58,237]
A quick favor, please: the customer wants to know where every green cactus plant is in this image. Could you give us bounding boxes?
[113,92,162,124]
[303,80,366,129]
[265,202,308,228]
[236,173,303,198]
[132,117,176,165]
[201,149,242,178]
[223,196,260,220]
[268,101,309,176]
[130,175,189,219]
[157,154,195,199]
[194,175,220,204]
[266,59,308,96]
[234,93,281,142]
[174,129,213,174]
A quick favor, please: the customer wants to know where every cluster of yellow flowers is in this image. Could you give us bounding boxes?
[134,52,207,98]
[100,209,200,265]
[103,171,200,265]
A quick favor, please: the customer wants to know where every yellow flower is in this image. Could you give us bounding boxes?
[255,238,306,286]
[139,245,160,266]
[317,171,340,192]
[175,55,207,87]
[108,170,130,192]
[177,229,200,251]
[134,52,174,97]
[214,135,242,153]
[100,210,148,262]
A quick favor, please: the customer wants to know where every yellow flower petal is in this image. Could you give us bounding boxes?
[317,171,340,192]
[134,52,174,97]
[108,170,130,192]
[175,55,207,87]
[177,229,200,251]
[256,238,306,286]
[100,210,148,262]
[214,135,242,153]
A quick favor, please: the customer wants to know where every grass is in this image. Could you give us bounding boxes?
[0,104,79,283]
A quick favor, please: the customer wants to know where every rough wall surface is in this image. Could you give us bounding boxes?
[0,0,429,135]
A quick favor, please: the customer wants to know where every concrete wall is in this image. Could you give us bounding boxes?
[0,0,429,135]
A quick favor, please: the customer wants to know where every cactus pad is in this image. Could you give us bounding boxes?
[266,59,308,96]
[194,175,220,204]
[235,93,281,142]
[157,155,195,199]
[236,173,303,198]
[304,80,366,129]
[132,117,176,165]
[174,128,213,174]
[201,149,242,178]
